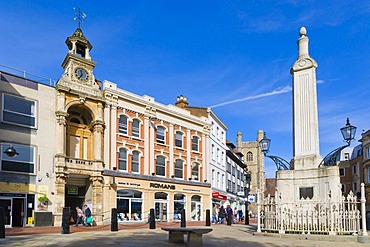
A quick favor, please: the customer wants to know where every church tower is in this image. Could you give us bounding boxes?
[290,27,322,170]
[53,26,105,226]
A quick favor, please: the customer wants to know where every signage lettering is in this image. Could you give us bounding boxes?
[150,183,175,190]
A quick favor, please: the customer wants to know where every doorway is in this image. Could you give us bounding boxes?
[155,202,168,221]
[0,199,11,227]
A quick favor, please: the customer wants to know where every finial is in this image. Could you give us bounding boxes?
[299,27,307,37]
[73,7,87,29]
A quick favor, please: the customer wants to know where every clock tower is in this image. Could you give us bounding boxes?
[54,26,105,226]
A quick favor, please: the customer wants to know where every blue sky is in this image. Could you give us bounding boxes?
[1,1,369,178]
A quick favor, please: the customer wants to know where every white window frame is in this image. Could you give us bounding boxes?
[2,93,37,128]
[119,115,128,135]
[156,126,165,144]
[131,150,140,173]
[132,119,140,138]
[118,148,128,171]
[175,131,183,148]
[1,143,35,174]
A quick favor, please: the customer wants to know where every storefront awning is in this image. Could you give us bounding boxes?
[212,192,227,200]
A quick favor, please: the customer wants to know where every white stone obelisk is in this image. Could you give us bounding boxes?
[290,27,322,170]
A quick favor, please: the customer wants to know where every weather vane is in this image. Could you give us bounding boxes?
[73,7,87,29]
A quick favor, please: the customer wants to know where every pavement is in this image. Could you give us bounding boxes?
[1,221,370,247]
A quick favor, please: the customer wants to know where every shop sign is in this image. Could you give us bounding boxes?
[237,191,245,196]
[118,182,141,187]
[149,182,175,190]
[0,193,25,197]
[212,192,227,200]
[248,194,256,202]
[67,187,78,195]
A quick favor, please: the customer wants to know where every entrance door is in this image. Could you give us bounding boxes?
[12,198,24,227]
[155,202,167,221]
[0,199,11,227]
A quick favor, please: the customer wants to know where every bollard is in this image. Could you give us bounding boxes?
[61,207,70,234]
[149,208,155,229]
[111,208,118,231]
[0,207,5,238]
[205,209,211,226]
[181,209,186,228]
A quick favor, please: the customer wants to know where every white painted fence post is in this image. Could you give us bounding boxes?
[361,183,368,236]
[257,189,261,233]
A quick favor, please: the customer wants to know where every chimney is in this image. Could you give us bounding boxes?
[175,95,188,109]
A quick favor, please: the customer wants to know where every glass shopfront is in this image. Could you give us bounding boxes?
[173,193,185,220]
[191,195,202,221]
[154,192,168,221]
[117,189,143,222]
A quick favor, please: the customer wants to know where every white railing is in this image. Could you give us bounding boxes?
[259,186,367,235]
[0,64,56,86]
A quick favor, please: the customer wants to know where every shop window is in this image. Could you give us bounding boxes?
[132,119,140,138]
[156,155,166,176]
[173,194,185,221]
[117,189,143,222]
[119,116,128,134]
[1,144,35,173]
[192,136,199,151]
[191,195,202,221]
[156,126,165,144]
[118,148,127,171]
[2,94,36,128]
[192,163,199,181]
[175,131,183,148]
[131,151,140,173]
[155,192,168,221]
[174,159,183,178]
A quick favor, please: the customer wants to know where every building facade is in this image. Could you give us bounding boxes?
[360,130,370,213]
[181,101,229,208]
[101,87,211,223]
[0,71,56,227]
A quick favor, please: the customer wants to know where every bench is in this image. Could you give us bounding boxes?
[161,227,212,247]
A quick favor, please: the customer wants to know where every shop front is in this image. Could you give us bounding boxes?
[103,173,211,223]
[211,191,227,207]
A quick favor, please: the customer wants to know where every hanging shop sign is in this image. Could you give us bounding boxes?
[212,192,227,200]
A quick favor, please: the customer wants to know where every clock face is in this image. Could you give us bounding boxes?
[75,68,88,80]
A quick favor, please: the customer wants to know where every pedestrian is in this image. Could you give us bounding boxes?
[75,206,85,226]
[84,204,92,226]
[212,204,218,224]
[218,205,226,224]
[226,205,233,225]
[238,209,243,222]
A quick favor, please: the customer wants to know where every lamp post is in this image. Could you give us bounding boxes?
[319,118,357,167]
[3,146,19,157]
[259,133,291,171]
[244,171,251,225]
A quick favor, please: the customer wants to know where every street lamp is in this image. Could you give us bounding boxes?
[244,171,251,225]
[3,146,19,157]
[319,118,357,167]
[259,132,291,170]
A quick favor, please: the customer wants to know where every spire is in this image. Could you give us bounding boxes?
[297,27,309,59]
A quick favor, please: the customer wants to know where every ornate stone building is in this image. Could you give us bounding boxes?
[53,28,106,225]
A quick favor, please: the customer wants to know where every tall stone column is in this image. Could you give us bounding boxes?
[187,129,191,179]
[169,123,174,177]
[90,175,104,223]
[104,103,111,167]
[111,105,117,169]
[144,116,150,175]
[54,174,67,226]
[92,120,105,161]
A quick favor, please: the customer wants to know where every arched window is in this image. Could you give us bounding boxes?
[132,151,140,173]
[132,119,140,138]
[156,126,165,144]
[174,159,184,178]
[156,155,166,176]
[119,116,128,134]
[175,131,183,148]
[118,148,127,171]
[192,136,199,151]
[246,151,253,161]
[192,163,200,181]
